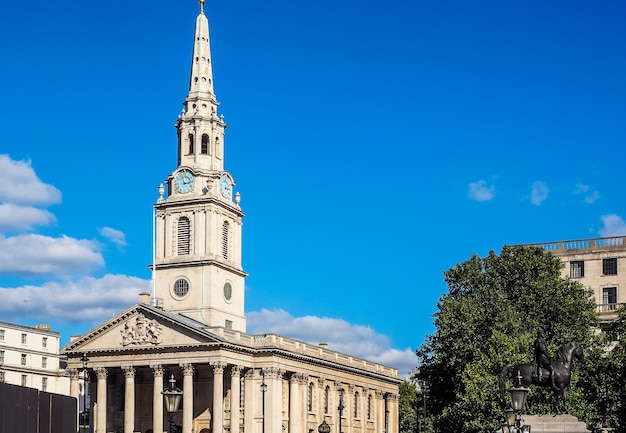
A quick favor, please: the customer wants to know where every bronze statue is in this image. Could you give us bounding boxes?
[533,328,556,390]
[499,341,584,414]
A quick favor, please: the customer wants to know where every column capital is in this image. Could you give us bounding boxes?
[95,367,108,380]
[122,366,136,378]
[151,364,164,376]
[68,368,80,380]
[375,390,386,399]
[290,372,308,385]
[230,364,244,377]
[181,363,195,376]
[210,361,226,373]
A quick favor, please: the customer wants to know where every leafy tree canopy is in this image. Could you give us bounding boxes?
[415,245,598,433]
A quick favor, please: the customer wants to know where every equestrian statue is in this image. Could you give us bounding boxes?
[499,330,584,414]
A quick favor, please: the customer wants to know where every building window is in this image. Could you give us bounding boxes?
[354,392,359,418]
[367,394,373,420]
[21,333,27,344]
[0,371,4,383]
[0,330,4,341]
[603,287,618,310]
[570,261,584,278]
[42,337,48,348]
[201,134,209,154]
[21,354,27,365]
[308,382,314,412]
[221,221,230,259]
[324,386,330,414]
[173,279,190,298]
[42,377,48,392]
[603,258,618,275]
[225,320,233,330]
[0,350,4,363]
[21,375,27,387]
[188,133,194,154]
[42,357,48,369]
[177,216,191,255]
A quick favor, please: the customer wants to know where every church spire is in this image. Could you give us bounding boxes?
[186,0,216,108]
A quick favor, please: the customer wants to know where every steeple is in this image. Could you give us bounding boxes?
[175,0,226,175]
[152,2,246,332]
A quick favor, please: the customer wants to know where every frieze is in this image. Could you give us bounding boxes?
[120,313,163,346]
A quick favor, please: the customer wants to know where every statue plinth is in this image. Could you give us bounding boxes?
[521,414,590,432]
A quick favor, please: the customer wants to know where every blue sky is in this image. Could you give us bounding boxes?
[1,0,625,377]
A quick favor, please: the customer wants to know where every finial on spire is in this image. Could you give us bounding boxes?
[199,0,204,13]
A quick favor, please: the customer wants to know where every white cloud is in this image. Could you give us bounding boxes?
[468,180,495,202]
[0,155,61,205]
[247,309,419,375]
[0,234,104,276]
[0,203,57,231]
[573,183,600,204]
[530,181,549,206]
[598,214,626,237]
[99,227,128,247]
[0,274,149,323]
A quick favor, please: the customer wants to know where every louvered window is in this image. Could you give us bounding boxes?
[178,217,191,255]
[222,221,229,259]
[173,279,190,298]
[201,134,209,154]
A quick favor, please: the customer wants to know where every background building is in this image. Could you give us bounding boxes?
[62,2,400,433]
[532,236,626,328]
[0,321,69,394]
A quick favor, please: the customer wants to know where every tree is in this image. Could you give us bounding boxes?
[399,380,418,433]
[415,245,598,433]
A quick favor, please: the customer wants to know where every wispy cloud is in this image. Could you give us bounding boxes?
[468,180,495,202]
[0,274,149,323]
[0,203,57,231]
[99,227,128,247]
[530,181,549,206]
[0,234,103,276]
[247,308,419,375]
[0,155,61,205]
[573,183,600,204]
[598,214,626,237]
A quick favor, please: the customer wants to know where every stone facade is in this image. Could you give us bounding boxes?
[530,236,626,326]
[62,2,400,432]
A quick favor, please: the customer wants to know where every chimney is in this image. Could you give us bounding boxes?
[139,292,151,305]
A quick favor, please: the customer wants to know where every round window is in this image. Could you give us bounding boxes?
[173,278,190,298]
[223,282,232,301]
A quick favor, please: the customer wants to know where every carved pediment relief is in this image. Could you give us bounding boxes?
[120,313,162,346]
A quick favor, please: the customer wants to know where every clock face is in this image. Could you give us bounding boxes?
[175,170,194,194]
[219,175,232,198]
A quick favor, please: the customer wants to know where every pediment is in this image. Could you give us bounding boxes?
[63,304,224,353]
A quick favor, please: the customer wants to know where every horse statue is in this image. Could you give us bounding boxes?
[499,341,584,414]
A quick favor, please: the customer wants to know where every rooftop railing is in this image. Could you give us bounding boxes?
[531,236,625,253]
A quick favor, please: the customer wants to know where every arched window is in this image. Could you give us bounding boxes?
[215,136,222,159]
[308,382,314,412]
[354,392,359,418]
[221,220,229,259]
[188,133,194,154]
[201,134,209,154]
[324,386,330,414]
[177,216,190,255]
[367,394,372,420]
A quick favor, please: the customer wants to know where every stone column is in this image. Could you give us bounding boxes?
[387,393,398,433]
[152,365,164,433]
[230,365,243,433]
[262,368,284,433]
[182,364,194,433]
[211,362,226,433]
[375,391,385,433]
[95,367,108,433]
[122,366,136,433]
[69,368,80,402]
[288,374,299,433]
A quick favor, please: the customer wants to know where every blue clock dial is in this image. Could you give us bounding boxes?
[219,175,232,198]
[175,170,195,194]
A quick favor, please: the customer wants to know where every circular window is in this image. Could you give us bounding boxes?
[173,278,190,298]
[223,282,232,301]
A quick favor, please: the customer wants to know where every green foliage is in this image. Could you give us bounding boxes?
[415,245,598,433]
[399,381,418,433]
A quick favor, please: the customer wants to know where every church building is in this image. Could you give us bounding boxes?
[62,2,400,433]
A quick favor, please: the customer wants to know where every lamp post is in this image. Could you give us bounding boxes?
[162,375,183,433]
[261,378,267,433]
[318,420,331,433]
[504,371,530,433]
[80,353,90,432]
[337,388,345,433]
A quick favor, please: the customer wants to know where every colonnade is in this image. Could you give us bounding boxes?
[68,361,398,433]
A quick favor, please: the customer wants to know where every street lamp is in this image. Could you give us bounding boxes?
[318,420,331,433]
[337,388,345,433]
[162,375,183,433]
[80,353,90,432]
[261,378,267,433]
[504,371,531,433]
